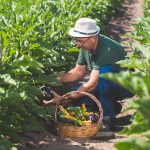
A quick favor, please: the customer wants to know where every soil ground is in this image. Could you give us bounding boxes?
[16,0,143,149]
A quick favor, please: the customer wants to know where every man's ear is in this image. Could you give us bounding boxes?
[91,35,96,40]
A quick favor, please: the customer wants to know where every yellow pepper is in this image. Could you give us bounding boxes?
[58,105,70,116]
[81,103,87,112]
[82,120,92,126]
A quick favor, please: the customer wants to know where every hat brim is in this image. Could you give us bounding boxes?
[68,26,100,37]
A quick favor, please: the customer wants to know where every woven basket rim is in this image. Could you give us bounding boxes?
[57,122,101,127]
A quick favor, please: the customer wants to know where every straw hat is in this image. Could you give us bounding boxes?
[69,18,100,37]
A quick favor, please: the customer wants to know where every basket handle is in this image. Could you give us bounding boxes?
[55,91,103,124]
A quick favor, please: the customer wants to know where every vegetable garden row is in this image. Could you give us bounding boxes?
[0,0,150,149]
[0,0,122,149]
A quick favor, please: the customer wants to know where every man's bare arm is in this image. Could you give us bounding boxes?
[57,64,86,83]
[64,69,99,99]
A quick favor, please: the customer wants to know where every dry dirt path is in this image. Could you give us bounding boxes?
[16,0,143,150]
[106,0,143,52]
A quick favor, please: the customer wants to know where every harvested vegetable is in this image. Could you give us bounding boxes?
[57,104,99,126]
[86,114,99,123]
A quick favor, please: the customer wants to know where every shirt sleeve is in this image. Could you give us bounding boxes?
[91,61,100,70]
[76,49,87,65]
[92,65,100,70]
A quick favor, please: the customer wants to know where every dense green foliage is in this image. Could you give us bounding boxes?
[0,0,122,148]
[103,0,150,149]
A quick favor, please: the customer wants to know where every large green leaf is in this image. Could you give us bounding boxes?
[33,73,62,86]
[115,138,150,150]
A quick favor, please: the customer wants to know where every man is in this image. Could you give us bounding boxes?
[44,18,133,120]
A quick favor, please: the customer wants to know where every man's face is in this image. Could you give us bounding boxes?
[75,37,94,50]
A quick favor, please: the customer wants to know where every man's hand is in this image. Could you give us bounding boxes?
[63,92,82,100]
[43,91,62,105]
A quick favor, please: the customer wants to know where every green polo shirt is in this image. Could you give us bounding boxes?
[76,34,127,70]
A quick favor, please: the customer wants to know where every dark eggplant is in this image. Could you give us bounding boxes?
[86,113,99,123]
[41,86,54,101]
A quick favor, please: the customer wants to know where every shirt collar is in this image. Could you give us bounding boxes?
[90,34,100,55]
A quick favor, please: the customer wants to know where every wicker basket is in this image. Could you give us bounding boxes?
[54,91,103,138]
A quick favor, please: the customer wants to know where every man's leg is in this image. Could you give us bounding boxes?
[96,77,117,118]
[97,65,134,118]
